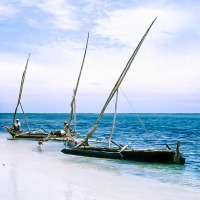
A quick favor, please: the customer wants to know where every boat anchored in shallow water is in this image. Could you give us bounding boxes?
[61,18,186,165]
[62,141,185,164]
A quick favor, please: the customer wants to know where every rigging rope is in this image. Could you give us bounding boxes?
[119,87,157,148]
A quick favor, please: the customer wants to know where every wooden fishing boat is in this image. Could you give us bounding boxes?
[61,18,186,165]
[5,126,48,140]
[61,142,185,164]
[5,54,49,140]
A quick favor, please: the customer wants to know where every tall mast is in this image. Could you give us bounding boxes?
[68,33,89,132]
[83,18,157,143]
[13,53,31,132]
[108,88,118,148]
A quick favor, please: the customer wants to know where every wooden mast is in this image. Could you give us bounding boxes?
[73,89,77,132]
[13,53,31,132]
[76,17,157,147]
[68,33,90,132]
[19,102,30,132]
[108,89,118,148]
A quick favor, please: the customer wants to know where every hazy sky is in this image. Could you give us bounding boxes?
[0,0,199,113]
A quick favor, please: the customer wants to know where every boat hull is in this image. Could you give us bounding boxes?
[5,126,48,140]
[61,146,185,165]
[61,147,123,159]
[121,149,185,164]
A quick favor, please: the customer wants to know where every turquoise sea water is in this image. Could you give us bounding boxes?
[0,113,200,191]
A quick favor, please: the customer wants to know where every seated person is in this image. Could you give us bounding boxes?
[13,119,21,131]
[50,121,72,137]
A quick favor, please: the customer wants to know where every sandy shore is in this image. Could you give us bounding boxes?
[0,135,199,200]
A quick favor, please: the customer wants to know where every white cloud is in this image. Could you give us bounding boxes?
[1,1,200,112]
[0,0,80,30]
[80,0,108,14]
[20,0,80,30]
[91,2,200,97]
[93,4,200,48]
[0,2,18,20]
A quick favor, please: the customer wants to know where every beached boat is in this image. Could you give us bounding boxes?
[5,126,48,140]
[61,18,186,165]
[5,54,48,140]
[62,142,185,164]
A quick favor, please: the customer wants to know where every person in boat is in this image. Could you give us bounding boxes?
[13,119,21,131]
[50,121,72,137]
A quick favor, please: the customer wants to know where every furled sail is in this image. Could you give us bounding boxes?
[13,53,31,132]
[83,17,157,143]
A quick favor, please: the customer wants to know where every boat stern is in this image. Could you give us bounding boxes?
[174,141,186,165]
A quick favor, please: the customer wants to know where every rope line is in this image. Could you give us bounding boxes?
[119,87,157,148]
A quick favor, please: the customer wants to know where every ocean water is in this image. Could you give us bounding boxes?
[0,113,200,199]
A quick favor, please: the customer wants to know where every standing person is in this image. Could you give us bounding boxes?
[13,119,20,131]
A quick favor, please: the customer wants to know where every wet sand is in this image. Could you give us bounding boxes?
[0,135,199,200]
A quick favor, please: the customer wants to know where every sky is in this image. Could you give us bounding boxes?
[0,0,200,113]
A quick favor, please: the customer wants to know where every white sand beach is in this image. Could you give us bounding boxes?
[0,135,199,200]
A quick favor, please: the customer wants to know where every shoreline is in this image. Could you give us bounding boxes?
[0,135,199,200]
